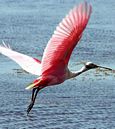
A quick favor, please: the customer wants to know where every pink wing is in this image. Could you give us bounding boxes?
[41,1,92,75]
[0,43,41,75]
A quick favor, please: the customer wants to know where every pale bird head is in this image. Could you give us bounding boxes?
[85,62,99,69]
[85,62,113,71]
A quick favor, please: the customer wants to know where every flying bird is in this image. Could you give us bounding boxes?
[0,2,113,114]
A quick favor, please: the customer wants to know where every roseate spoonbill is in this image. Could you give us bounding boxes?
[0,2,113,114]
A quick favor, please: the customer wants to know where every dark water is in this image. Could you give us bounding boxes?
[0,0,115,129]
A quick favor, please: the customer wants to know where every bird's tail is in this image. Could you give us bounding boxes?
[25,78,42,90]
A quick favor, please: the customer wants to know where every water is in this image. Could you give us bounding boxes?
[0,0,115,128]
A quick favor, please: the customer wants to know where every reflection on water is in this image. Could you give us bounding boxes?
[0,0,115,128]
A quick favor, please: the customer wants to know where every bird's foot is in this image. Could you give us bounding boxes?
[27,101,34,115]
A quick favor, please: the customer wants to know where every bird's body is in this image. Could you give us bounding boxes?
[0,1,113,114]
[33,66,74,88]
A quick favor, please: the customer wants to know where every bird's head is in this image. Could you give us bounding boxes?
[85,61,113,71]
[85,62,99,69]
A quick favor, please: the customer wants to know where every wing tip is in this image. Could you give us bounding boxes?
[0,40,12,50]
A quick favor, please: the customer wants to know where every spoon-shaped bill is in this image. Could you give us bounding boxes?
[98,65,114,71]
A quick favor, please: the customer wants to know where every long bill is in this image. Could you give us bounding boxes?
[97,65,114,71]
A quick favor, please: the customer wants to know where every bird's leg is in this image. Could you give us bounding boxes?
[27,88,40,114]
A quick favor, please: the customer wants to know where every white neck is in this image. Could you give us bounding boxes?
[66,66,89,79]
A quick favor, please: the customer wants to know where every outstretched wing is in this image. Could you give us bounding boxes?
[41,2,92,75]
[0,43,41,75]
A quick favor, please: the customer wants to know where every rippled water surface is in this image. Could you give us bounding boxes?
[0,0,115,129]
